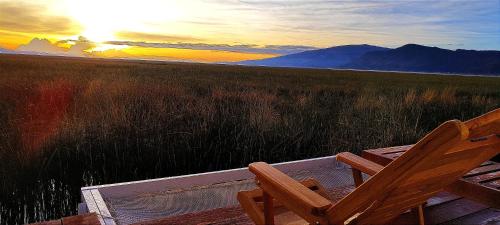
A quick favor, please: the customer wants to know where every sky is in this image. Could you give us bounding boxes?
[0,0,499,62]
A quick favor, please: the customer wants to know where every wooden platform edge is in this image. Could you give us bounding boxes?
[81,189,116,225]
[28,213,100,225]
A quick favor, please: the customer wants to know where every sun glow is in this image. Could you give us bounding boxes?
[64,0,183,43]
[80,29,114,43]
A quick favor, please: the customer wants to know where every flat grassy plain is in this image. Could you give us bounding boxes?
[0,54,499,224]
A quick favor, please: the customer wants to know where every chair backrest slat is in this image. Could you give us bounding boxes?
[465,109,500,139]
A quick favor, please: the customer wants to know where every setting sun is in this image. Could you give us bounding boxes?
[64,0,183,43]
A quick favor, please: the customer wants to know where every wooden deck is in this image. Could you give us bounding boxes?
[131,187,500,225]
[135,145,500,225]
[29,189,500,225]
[29,213,100,225]
[363,145,500,208]
[31,146,500,225]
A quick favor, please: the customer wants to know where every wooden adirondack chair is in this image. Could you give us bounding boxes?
[238,109,500,225]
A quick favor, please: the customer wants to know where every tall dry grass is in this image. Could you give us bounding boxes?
[0,55,499,224]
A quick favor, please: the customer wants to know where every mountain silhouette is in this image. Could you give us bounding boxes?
[345,44,500,75]
[241,44,389,68]
[240,44,500,76]
[0,47,14,54]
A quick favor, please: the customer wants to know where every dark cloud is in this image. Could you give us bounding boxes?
[105,40,317,54]
[56,36,92,45]
[263,45,319,53]
[115,31,203,42]
[0,2,80,35]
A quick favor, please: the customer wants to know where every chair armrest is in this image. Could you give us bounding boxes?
[336,152,384,176]
[249,162,332,222]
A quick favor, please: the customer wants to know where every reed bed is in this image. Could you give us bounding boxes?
[0,54,498,224]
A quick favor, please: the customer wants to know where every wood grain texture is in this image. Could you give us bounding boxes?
[336,152,384,176]
[248,162,331,224]
[29,219,62,225]
[29,213,100,225]
[62,213,101,225]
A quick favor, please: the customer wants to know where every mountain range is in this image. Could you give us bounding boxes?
[240,44,500,76]
[241,44,389,68]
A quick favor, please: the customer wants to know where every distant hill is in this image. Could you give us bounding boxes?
[240,44,389,68]
[0,47,14,54]
[239,44,500,76]
[345,44,500,75]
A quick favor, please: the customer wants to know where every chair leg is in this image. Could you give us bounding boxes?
[352,169,364,187]
[416,204,425,225]
[263,191,275,225]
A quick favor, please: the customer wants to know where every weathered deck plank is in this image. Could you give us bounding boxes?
[30,219,62,225]
[362,145,500,208]
[29,213,99,225]
[62,213,101,225]
[464,164,500,177]
[133,188,499,225]
[439,208,500,225]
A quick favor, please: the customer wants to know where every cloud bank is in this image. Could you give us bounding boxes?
[12,36,315,62]
[16,36,93,57]
[105,40,318,54]
[0,1,79,35]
